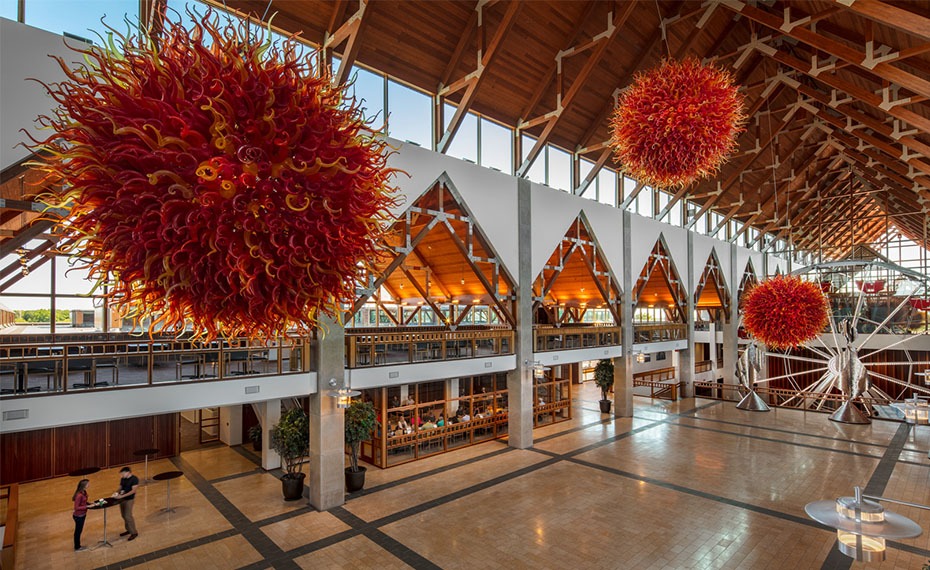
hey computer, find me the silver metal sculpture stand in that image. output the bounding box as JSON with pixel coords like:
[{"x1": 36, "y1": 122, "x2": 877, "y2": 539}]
[
  {"x1": 737, "y1": 387, "x2": 771, "y2": 412},
  {"x1": 830, "y1": 400, "x2": 871, "y2": 424}
]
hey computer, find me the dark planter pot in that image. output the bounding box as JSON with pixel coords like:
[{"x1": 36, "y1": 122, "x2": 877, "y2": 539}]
[
  {"x1": 281, "y1": 472, "x2": 305, "y2": 501},
  {"x1": 599, "y1": 399, "x2": 612, "y2": 414},
  {"x1": 345, "y1": 466, "x2": 367, "y2": 493},
  {"x1": 252, "y1": 440, "x2": 262, "y2": 452}
]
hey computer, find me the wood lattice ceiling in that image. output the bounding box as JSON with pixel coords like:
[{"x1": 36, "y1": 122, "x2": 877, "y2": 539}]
[{"x1": 221, "y1": 0, "x2": 930, "y2": 260}]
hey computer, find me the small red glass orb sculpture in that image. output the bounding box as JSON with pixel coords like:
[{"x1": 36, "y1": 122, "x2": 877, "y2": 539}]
[
  {"x1": 742, "y1": 275, "x2": 829, "y2": 350},
  {"x1": 27, "y1": 13, "x2": 399, "y2": 340},
  {"x1": 609, "y1": 58, "x2": 745, "y2": 188}
]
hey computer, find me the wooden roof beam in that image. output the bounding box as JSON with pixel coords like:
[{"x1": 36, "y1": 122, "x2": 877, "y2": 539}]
[
  {"x1": 735, "y1": 31, "x2": 930, "y2": 136},
  {"x1": 323, "y1": 0, "x2": 370, "y2": 87},
  {"x1": 439, "y1": 2, "x2": 479, "y2": 89},
  {"x1": 720, "y1": 0, "x2": 930, "y2": 100},
  {"x1": 518, "y1": 0, "x2": 599, "y2": 121},
  {"x1": 830, "y1": 0, "x2": 930, "y2": 42},
  {"x1": 437, "y1": 1, "x2": 521, "y2": 154},
  {"x1": 515, "y1": 2, "x2": 636, "y2": 177}
]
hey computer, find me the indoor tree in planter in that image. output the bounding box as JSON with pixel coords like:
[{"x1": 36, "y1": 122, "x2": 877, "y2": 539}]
[
  {"x1": 594, "y1": 359, "x2": 615, "y2": 414},
  {"x1": 270, "y1": 407, "x2": 310, "y2": 501},
  {"x1": 247, "y1": 424, "x2": 262, "y2": 452},
  {"x1": 345, "y1": 399, "x2": 376, "y2": 493}
]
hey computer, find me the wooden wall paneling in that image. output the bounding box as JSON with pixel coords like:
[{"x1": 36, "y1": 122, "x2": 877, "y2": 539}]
[
  {"x1": 0, "y1": 429, "x2": 53, "y2": 485},
  {"x1": 53, "y1": 422, "x2": 107, "y2": 477},
  {"x1": 107, "y1": 416, "x2": 156, "y2": 467},
  {"x1": 154, "y1": 413, "x2": 179, "y2": 459}
]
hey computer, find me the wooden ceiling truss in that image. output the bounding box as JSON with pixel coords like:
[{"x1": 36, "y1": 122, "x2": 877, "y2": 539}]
[
  {"x1": 633, "y1": 237, "x2": 689, "y2": 323},
  {"x1": 349, "y1": 174, "x2": 516, "y2": 328},
  {"x1": 694, "y1": 249, "x2": 731, "y2": 320},
  {"x1": 532, "y1": 213, "x2": 622, "y2": 324}
]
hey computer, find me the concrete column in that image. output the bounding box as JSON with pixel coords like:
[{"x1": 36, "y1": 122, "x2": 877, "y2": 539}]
[
  {"x1": 309, "y1": 316, "x2": 346, "y2": 511},
  {"x1": 219, "y1": 406, "x2": 242, "y2": 446},
  {"x1": 615, "y1": 210, "x2": 634, "y2": 417},
  {"x1": 679, "y1": 231, "x2": 695, "y2": 398},
  {"x1": 721, "y1": 242, "x2": 740, "y2": 400},
  {"x1": 260, "y1": 399, "x2": 281, "y2": 470},
  {"x1": 507, "y1": 177, "x2": 534, "y2": 448},
  {"x1": 708, "y1": 320, "x2": 718, "y2": 380}
]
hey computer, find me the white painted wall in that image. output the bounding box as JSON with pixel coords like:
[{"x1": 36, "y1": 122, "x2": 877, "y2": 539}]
[
  {"x1": 0, "y1": 373, "x2": 316, "y2": 433},
  {"x1": 0, "y1": 19, "x2": 82, "y2": 170}
]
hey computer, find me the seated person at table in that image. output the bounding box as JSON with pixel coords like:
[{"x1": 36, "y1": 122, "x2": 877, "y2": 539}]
[
  {"x1": 422, "y1": 419, "x2": 437, "y2": 429},
  {"x1": 460, "y1": 411, "x2": 471, "y2": 422},
  {"x1": 436, "y1": 414, "x2": 445, "y2": 427},
  {"x1": 397, "y1": 416, "x2": 411, "y2": 434}
]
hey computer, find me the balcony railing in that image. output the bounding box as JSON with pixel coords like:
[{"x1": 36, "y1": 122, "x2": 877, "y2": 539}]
[
  {"x1": 345, "y1": 326, "x2": 513, "y2": 368},
  {"x1": 0, "y1": 336, "x2": 312, "y2": 398},
  {"x1": 533, "y1": 324, "x2": 620, "y2": 352},
  {"x1": 692, "y1": 381, "x2": 894, "y2": 413},
  {"x1": 633, "y1": 323, "x2": 687, "y2": 343},
  {"x1": 633, "y1": 367, "x2": 679, "y2": 400}
]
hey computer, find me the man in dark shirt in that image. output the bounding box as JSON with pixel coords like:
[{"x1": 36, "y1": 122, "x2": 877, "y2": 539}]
[{"x1": 113, "y1": 466, "x2": 139, "y2": 540}]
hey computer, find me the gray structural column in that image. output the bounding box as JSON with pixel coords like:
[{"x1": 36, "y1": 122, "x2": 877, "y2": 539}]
[
  {"x1": 507, "y1": 177, "x2": 534, "y2": 449},
  {"x1": 260, "y1": 400, "x2": 281, "y2": 470},
  {"x1": 721, "y1": 241, "x2": 739, "y2": 400},
  {"x1": 614, "y1": 210, "x2": 634, "y2": 417},
  {"x1": 679, "y1": 230, "x2": 696, "y2": 398},
  {"x1": 309, "y1": 316, "x2": 346, "y2": 511}
]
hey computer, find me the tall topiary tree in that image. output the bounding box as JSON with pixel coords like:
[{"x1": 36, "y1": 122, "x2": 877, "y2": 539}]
[
  {"x1": 270, "y1": 408, "x2": 310, "y2": 479},
  {"x1": 594, "y1": 359, "x2": 615, "y2": 402},
  {"x1": 345, "y1": 400, "x2": 376, "y2": 473}
]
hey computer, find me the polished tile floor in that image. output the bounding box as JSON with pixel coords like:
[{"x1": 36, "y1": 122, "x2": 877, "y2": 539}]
[{"x1": 11, "y1": 383, "x2": 930, "y2": 569}]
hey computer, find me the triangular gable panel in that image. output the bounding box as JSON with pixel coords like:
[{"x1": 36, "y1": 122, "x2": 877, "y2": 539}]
[
  {"x1": 530, "y1": 181, "x2": 583, "y2": 278},
  {"x1": 582, "y1": 202, "x2": 623, "y2": 283},
  {"x1": 692, "y1": 234, "x2": 718, "y2": 294},
  {"x1": 715, "y1": 243, "x2": 732, "y2": 290},
  {"x1": 736, "y1": 247, "x2": 754, "y2": 285},
  {"x1": 628, "y1": 214, "x2": 665, "y2": 277},
  {"x1": 386, "y1": 140, "x2": 520, "y2": 278},
  {"x1": 750, "y1": 251, "x2": 765, "y2": 279},
  {"x1": 770, "y1": 255, "x2": 788, "y2": 277},
  {"x1": 662, "y1": 225, "x2": 689, "y2": 286}
]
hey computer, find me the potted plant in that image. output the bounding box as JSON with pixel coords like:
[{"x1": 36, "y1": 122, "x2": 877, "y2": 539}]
[
  {"x1": 269, "y1": 408, "x2": 310, "y2": 501},
  {"x1": 594, "y1": 359, "x2": 614, "y2": 414},
  {"x1": 345, "y1": 400, "x2": 376, "y2": 493},
  {"x1": 247, "y1": 424, "x2": 262, "y2": 452}
]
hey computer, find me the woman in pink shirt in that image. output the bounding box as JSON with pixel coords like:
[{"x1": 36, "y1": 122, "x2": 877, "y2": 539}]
[{"x1": 72, "y1": 479, "x2": 90, "y2": 551}]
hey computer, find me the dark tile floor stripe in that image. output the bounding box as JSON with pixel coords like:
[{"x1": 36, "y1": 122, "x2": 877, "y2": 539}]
[
  {"x1": 95, "y1": 528, "x2": 239, "y2": 570},
  {"x1": 168, "y1": 455, "x2": 303, "y2": 570},
  {"x1": 673, "y1": 414, "x2": 893, "y2": 449},
  {"x1": 330, "y1": 507, "x2": 442, "y2": 570},
  {"x1": 208, "y1": 467, "x2": 266, "y2": 485},
  {"x1": 361, "y1": 443, "x2": 514, "y2": 495},
  {"x1": 532, "y1": 415, "x2": 614, "y2": 444},
  {"x1": 654, "y1": 417, "x2": 884, "y2": 460},
  {"x1": 820, "y1": 422, "x2": 914, "y2": 570},
  {"x1": 230, "y1": 444, "x2": 263, "y2": 466},
  {"x1": 370, "y1": 456, "x2": 563, "y2": 529}
]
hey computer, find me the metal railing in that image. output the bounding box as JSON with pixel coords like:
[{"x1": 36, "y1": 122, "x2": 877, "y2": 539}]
[
  {"x1": 633, "y1": 323, "x2": 687, "y2": 343},
  {"x1": 691, "y1": 381, "x2": 895, "y2": 413},
  {"x1": 345, "y1": 326, "x2": 513, "y2": 368},
  {"x1": 0, "y1": 336, "x2": 312, "y2": 398},
  {"x1": 633, "y1": 367, "x2": 679, "y2": 400},
  {"x1": 533, "y1": 324, "x2": 620, "y2": 352}
]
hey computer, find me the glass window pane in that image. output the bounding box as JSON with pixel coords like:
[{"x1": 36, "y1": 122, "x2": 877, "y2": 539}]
[
  {"x1": 446, "y1": 109, "x2": 478, "y2": 162},
  {"x1": 622, "y1": 176, "x2": 637, "y2": 209},
  {"x1": 578, "y1": 158, "x2": 595, "y2": 198},
  {"x1": 669, "y1": 199, "x2": 682, "y2": 226},
  {"x1": 598, "y1": 169, "x2": 616, "y2": 206},
  {"x1": 656, "y1": 190, "x2": 670, "y2": 215},
  {"x1": 387, "y1": 80, "x2": 430, "y2": 147},
  {"x1": 522, "y1": 135, "x2": 546, "y2": 185},
  {"x1": 547, "y1": 146, "x2": 571, "y2": 191},
  {"x1": 1, "y1": 0, "x2": 17, "y2": 20},
  {"x1": 352, "y1": 68, "x2": 385, "y2": 127},
  {"x1": 639, "y1": 186, "x2": 654, "y2": 218},
  {"x1": 479, "y1": 118, "x2": 512, "y2": 174},
  {"x1": 3, "y1": 254, "x2": 51, "y2": 294},
  {"x1": 26, "y1": 0, "x2": 137, "y2": 40}
]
